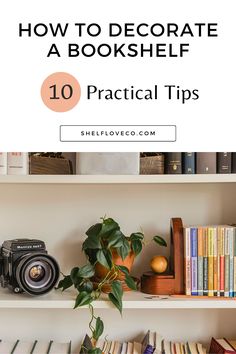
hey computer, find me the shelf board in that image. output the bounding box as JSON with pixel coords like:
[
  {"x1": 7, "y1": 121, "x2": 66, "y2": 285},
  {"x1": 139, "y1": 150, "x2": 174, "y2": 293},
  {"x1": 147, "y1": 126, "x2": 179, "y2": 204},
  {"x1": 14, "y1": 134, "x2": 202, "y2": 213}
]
[
  {"x1": 0, "y1": 174, "x2": 236, "y2": 184},
  {"x1": 1, "y1": 290, "x2": 236, "y2": 309}
]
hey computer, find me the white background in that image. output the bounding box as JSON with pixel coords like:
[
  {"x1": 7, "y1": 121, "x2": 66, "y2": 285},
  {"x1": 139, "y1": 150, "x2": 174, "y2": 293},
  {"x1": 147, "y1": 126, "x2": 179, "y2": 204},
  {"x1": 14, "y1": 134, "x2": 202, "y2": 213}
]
[{"x1": 0, "y1": 0, "x2": 235, "y2": 152}]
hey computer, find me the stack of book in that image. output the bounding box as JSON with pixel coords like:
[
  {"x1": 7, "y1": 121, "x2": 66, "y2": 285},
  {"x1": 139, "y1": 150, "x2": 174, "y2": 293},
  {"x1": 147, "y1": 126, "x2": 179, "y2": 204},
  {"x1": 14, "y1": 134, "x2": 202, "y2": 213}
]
[
  {"x1": 184, "y1": 225, "x2": 236, "y2": 297},
  {"x1": 80, "y1": 331, "x2": 206, "y2": 354},
  {"x1": 209, "y1": 337, "x2": 236, "y2": 353},
  {"x1": 0, "y1": 340, "x2": 72, "y2": 353}
]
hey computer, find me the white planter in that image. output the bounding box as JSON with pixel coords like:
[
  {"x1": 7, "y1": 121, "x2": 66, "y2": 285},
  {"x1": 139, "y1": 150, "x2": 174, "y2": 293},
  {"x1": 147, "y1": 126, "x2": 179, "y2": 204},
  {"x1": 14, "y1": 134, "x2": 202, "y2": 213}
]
[{"x1": 76, "y1": 153, "x2": 140, "y2": 175}]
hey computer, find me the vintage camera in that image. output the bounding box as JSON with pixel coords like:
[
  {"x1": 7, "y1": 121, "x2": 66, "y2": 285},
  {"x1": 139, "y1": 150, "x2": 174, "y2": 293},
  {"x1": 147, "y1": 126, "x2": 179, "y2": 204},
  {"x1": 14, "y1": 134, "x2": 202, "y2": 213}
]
[{"x1": 0, "y1": 239, "x2": 60, "y2": 295}]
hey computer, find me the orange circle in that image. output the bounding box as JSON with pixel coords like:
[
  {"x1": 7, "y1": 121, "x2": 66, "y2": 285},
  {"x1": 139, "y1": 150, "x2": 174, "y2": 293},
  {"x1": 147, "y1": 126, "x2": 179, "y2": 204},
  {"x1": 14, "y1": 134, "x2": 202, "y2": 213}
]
[{"x1": 41, "y1": 72, "x2": 81, "y2": 112}]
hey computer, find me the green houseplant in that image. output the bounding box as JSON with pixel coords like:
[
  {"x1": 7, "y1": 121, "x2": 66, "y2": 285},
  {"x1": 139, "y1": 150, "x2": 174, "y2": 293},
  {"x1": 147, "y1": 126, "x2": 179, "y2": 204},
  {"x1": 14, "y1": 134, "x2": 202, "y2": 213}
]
[{"x1": 57, "y1": 217, "x2": 167, "y2": 353}]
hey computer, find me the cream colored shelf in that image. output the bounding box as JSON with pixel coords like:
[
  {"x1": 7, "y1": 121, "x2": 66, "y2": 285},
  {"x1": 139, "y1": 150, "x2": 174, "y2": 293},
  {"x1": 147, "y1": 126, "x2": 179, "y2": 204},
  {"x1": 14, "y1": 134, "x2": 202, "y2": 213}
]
[
  {"x1": 0, "y1": 174, "x2": 236, "y2": 184},
  {"x1": 0, "y1": 289, "x2": 236, "y2": 309}
]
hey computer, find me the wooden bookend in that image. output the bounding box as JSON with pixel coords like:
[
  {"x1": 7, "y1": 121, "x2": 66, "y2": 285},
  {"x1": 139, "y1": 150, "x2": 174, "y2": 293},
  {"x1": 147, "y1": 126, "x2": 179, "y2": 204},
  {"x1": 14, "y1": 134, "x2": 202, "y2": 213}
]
[{"x1": 140, "y1": 218, "x2": 184, "y2": 295}]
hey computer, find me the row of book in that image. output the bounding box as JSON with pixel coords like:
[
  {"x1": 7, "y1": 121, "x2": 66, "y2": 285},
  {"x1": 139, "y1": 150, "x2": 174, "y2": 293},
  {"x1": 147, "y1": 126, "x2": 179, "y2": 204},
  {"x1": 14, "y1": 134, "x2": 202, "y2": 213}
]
[
  {"x1": 80, "y1": 331, "x2": 206, "y2": 354},
  {"x1": 1, "y1": 152, "x2": 235, "y2": 176},
  {"x1": 0, "y1": 340, "x2": 72, "y2": 353},
  {"x1": 148, "y1": 152, "x2": 235, "y2": 175},
  {"x1": 184, "y1": 225, "x2": 236, "y2": 297}
]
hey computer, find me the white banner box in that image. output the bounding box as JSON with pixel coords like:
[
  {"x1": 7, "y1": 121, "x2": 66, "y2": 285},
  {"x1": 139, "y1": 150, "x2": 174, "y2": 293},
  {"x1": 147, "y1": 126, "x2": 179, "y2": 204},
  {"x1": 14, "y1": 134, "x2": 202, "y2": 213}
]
[{"x1": 76, "y1": 153, "x2": 140, "y2": 175}]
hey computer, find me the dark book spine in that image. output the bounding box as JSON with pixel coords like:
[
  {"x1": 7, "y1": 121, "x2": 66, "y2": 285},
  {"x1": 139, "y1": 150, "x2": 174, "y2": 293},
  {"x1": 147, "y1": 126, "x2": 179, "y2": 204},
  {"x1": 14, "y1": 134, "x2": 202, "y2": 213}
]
[
  {"x1": 232, "y1": 153, "x2": 236, "y2": 173},
  {"x1": 217, "y1": 153, "x2": 232, "y2": 173},
  {"x1": 196, "y1": 153, "x2": 217, "y2": 174},
  {"x1": 164, "y1": 153, "x2": 182, "y2": 174},
  {"x1": 183, "y1": 153, "x2": 195, "y2": 174}
]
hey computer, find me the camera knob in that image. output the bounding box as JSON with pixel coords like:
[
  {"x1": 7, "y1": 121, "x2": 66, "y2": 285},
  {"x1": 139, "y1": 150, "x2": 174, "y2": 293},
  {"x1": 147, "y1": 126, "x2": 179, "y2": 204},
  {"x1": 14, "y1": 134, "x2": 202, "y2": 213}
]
[{"x1": 14, "y1": 287, "x2": 21, "y2": 293}]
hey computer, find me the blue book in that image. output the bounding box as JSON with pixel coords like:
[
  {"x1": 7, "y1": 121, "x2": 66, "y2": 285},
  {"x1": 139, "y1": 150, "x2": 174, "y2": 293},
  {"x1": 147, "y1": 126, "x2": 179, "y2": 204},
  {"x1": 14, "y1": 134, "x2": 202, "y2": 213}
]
[
  {"x1": 191, "y1": 227, "x2": 198, "y2": 295},
  {"x1": 183, "y1": 153, "x2": 196, "y2": 174},
  {"x1": 143, "y1": 345, "x2": 155, "y2": 354}
]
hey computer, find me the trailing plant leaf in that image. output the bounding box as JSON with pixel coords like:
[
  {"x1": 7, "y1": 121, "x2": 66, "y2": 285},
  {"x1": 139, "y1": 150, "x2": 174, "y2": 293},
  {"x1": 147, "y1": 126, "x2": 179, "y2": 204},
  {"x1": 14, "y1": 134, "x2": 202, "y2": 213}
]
[
  {"x1": 56, "y1": 275, "x2": 73, "y2": 291},
  {"x1": 74, "y1": 291, "x2": 93, "y2": 309},
  {"x1": 96, "y1": 249, "x2": 112, "y2": 269},
  {"x1": 93, "y1": 317, "x2": 104, "y2": 341},
  {"x1": 88, "y1": 349, "x2": 102, "y2": 354},
  {"x1": 153, "y1": 235, "x2": 167, "y2": 247},
  {"x1": 77, "y1": 280, "x2": 94, "y2": 293},
  {"x1": 107, "y1": 230, "x2": 125, "y2": 248},
  {"x1": 83, "y1": 236, "x2": 102, "y2": 251},
  {"x1": 77, "y1": 264, "x2": 95, "y2": 278},
  {"x1": 99, "y1": 218, "x2": 120, "y2": 238},
  {"x1": 116, "y1": 265, "x2": 129, "y2": 275},
  {"x1": 129, "y1": 232, "x2": 144, "y2": 241},
  {"x1": 131, "y1": 239, "x2": 143, "y2": 256},
  {"x1": 85, "y1": 223, "x2": 102, "y2": 238},
  {"x1": 125, "y1": 274, "x2": 137, "y2": 290},
  {"x1": 108, "y1": 281, "x2": 123, "y2": 314},
  {"x1": 70, "y1": 267, "x2": 83, "y2": 287},
  {"x1": 116, "y1": 237, "x2": 130, "y2": 260}
]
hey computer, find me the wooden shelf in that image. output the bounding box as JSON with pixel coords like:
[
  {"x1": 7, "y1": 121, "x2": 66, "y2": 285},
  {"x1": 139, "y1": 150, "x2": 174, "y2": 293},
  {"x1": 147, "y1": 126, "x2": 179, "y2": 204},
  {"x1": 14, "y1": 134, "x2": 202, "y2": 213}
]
[
  {"x1": 1, "y1": 290, "x2": 236, "y2": 309},
  {"x1": 0, "y1": 174, "x2": 236, "y2": 184}
]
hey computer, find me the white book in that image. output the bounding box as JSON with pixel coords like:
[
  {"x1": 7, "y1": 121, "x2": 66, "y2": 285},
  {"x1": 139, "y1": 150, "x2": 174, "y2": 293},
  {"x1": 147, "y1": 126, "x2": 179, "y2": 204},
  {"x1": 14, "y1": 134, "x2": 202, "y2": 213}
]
[
  {"x1": 0, "y1": 340, "x2": 18, "y2": 353},
  {"x1": 13, "y1": 340, "x2": 36, "y2": 353},
  {"x1": 109, "y1": 341, "x2": 116, "y2": 354},
  {"x1": 113, "y1": 341, "x2": 122, "y2": 354},
  {"x1": 187, "y1": 342, "x2": 198, "y2": 354},
  {"x1": 174, "y1": 343, "x2": 181, "y2": 354},
  {"x1": 7, "y1": 152, "x2": 29, "y2": 175},
  {"x1": 132, "y1": 342, "x2": 142, "y2": 354},
  {"x1": 0, "y1": 152, "x2": 7, "y2": 175},
  {"x1": 31, "y1": 341, "x2": 51, "y2": 353},
  {"x1": 48, "y1": 341, "x2": 71, "y2": 353},
  {"x1": 162, "y1": 340, "x2": 171, "y2": 354},
  {"x1": 196, "y1": 343, "x2": 205, "y2": 354},
  {"x1": 126, "y1": 342, "x2": 133, "y2": 354},
  {"x1": 154, "y1": 333, "x2": 163, "y2": 354},
  {"x1": 76, "y1": 153, "x2": 139, "y2": 175},
  {"x1": 120, "y1": 342, "x2": 127, "y2": 354},
  {"x1": 104, "y1": 341, "x2": 112, "y2": 354}
]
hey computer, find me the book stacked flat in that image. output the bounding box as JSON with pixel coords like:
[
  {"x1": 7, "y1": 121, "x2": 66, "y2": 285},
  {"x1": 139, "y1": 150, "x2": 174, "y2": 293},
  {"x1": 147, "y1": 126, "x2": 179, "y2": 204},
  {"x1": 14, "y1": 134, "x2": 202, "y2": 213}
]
[
  {"x1": 184, "y1": 225, "x2": 236, "y2": 297},
  {"x1": 0, "y1": 340, "x2": 72, "y2": 354},
  {"x1": 209, "y1": 337, "x2": 236, "y2": 353}
]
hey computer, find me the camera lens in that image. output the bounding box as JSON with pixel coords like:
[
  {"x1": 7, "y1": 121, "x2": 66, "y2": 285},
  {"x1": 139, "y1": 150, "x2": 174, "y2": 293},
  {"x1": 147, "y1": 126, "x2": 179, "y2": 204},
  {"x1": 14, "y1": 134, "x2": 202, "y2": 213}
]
[{"x1": 15, "y1": 254, "x2": 60, "y2": 296}]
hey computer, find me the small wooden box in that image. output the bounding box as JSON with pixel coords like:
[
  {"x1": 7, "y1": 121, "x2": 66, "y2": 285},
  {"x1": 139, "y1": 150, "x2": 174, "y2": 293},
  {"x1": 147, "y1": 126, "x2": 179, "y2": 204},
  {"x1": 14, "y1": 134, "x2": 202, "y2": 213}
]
[{"x1": 30, "y1": 156, "x2": 73, "y2": 175}]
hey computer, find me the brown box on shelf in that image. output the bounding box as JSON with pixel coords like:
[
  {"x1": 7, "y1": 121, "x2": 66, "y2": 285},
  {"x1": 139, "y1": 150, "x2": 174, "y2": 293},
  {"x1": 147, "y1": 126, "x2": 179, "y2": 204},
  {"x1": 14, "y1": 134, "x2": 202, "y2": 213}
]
[
  {"x1": 29, "y1": 156, "x2": 73, "y2": 175},
  {"x1": 140, "y1": 154, "x2": 164, "y2": 174}
]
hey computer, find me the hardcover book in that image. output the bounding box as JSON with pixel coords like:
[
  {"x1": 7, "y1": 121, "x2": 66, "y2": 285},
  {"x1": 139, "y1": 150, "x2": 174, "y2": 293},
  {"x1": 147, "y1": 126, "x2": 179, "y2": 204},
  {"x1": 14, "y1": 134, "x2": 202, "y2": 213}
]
[
  {"x1": 0, "y1": 152, "x2": 7, "y2": 175},
  {"x1": 232, "y1": 153, "x2": 236, "y2": 173},
  {"x1": 209, "y1": 338, "x2": 236, "y2": 354},
  {"x1": 7, "y1": 152, "x2": 29, "y2": 175},
  {"x1": 164, "y1": 153, "x2": 182, "y2": 174},
  {"x1": 183, "y1": 152, "x2": 195, "y2": 174},
  {"x1": 190, "y1": 228, "x2": 198, "y2": 295},
  {"x1": 217, "y1": 153, "x2": 232, "y2": 174},
  {"x1": 196, "y1": 153, "x2": 216, "y2": 174}
]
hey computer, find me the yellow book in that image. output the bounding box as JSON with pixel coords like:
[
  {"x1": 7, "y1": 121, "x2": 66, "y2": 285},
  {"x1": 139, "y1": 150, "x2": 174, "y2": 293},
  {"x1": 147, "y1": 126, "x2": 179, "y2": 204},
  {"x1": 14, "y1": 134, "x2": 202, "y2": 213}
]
[{"x1": 208, "y1": 227, "x2": 214, "y2": 296}]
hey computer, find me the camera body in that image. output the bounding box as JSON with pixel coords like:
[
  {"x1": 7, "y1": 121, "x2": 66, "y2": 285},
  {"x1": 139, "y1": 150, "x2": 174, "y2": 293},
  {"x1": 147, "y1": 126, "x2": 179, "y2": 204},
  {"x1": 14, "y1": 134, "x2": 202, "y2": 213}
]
[{"x1": 0, "y1": 238, "x2": 60, "y2": 296}]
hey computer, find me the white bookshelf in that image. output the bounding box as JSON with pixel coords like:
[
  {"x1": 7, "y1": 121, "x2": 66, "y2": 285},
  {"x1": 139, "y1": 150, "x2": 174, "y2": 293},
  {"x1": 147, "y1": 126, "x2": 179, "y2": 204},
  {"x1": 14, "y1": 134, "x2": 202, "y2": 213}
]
[
  {"x1": 1, "y1": 289, "x2": 236, "y2": 309},
  {"x1": 0, "y1": 174, "x2": 236, "y2": 346},
  {"x1": 0, "y1": 174, "x2": 236, "y2": 184}
]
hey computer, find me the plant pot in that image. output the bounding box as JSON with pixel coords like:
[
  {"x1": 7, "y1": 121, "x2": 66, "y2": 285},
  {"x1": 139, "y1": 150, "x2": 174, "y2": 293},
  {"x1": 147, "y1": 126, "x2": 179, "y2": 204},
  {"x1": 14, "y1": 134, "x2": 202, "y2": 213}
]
[{"x1": 95, "y1": 249, "x2": 135, "y2": 281}]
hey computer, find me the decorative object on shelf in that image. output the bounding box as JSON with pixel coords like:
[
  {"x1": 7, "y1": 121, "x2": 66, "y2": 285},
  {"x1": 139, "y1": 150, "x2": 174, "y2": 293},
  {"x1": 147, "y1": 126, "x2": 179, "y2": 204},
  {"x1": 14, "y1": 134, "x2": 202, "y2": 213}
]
[
  {"x1": 29, "y1": 152, "x2": 73, "y2": 174},
  {"x1": 150, "y1": 255, "x2": 168, "y2": 274},
  {"x1": 76, "y1": 153, "x2": 140, "y2": 175},
  {"x1": 141, "y1": 218, "x2": 184, "y2": 295},
  {"x1": 140, "y1": 153, "x2": 164, "y2": 174},
  {"x1": 57, "y1": 216, "x2": 166, "y2": 352},
  {"x1": 0, "y1": 238, "x2": 60, "y2": 295}
]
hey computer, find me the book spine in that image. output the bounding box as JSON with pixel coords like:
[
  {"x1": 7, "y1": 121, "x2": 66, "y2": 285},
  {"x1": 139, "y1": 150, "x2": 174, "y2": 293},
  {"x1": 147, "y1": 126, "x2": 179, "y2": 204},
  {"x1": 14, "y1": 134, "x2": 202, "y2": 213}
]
[
  {"x1": 232, "y1": 153, "x2": 236, "y2": 173},
  {"x1": 217, "y1": 152, "x2": 232, "y2": 173},
  {"x1": 184, "y1": 228, "x2": 191, "y2": 295},
  {"x1": 164, "y1": 153, "x2": 182, "y2": 174},
  {"x1": 234, "y1": 228, "x2": 236, "y2": 297},
  {"x1": 191, "y1": 228, "x2": 198, "y2": 295},
  {"x1": 183, "y1": 153, "x2": 195, "y2": 174},
  {"x1": 229, "y1": 227, "x2": 234, "y2": 297},
  {"x1": 213, "y1": 227, "x2": 218, "y2": 296},
  {"x1": 0, "y1": 152, "x2": 7, "y2": 175},
  {"x1": 197, "y1": 227, "x2": 204, "y2": 296},
  {"x1": 224, "y1": 228, "x2": 230, "y2": 297},
  {"x1": 208, "y1": 228, "x2": 214, "y2": 297},
  {"x1": 203, "y1": 227, "x2": 208, "y2": 296},
  {"x1": 219, "y1": 227, "x2": 225, "y2": 297},
  {"x1": 196, "y1": 153, "x2": 217, "y2": 174},
  {"x1": 7, "y1": 152, "x2": 29, "y2": 175}
]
